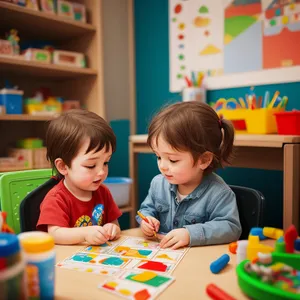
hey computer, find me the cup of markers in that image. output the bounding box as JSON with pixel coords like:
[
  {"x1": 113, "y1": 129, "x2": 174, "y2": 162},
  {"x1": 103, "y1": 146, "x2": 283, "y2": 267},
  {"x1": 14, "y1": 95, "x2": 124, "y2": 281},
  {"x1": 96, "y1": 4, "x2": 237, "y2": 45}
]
[{"x1": 182, "y1": 71, "x2": 206, "y2": 103}]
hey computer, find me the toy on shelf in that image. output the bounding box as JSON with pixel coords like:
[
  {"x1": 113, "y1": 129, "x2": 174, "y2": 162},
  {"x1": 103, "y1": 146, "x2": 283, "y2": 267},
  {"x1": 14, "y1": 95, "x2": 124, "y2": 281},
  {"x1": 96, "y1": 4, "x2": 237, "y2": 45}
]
[
  {"x1": 9, "y1": 0, "x2": 26, "y2": 6},
  {"x1": 57, "y1": 0, "x2": 74, "y2": 19},
  {"x1": 0, "y1": 87, "x2": 23, "y2": 115},
  {"x1": 6, "y1": 29, "x2": 20, "y2": 55},
  {"x1": 26, "y1": 0, "x2": 39, "y2": 10},
  {"x1": 52, "y1": 50, "x2": 86, "y2": 68},
  {"x1": 24, "y1": 97, "x2": 62, "y2": 115},
  {"x1": 24, "y1": 88, "x2": 62, "y2": 115},
  {"x1": 212, "y1": 88, "x2": 288, "y2": 134},
  {"x1": 62, "y1": 100, "x2": 80, "y2": 111},
  {"x1": 72, "y1": 3, "x2": 86, "y2": 23},
  {"x1": 23, "y1": 48, "x2": 51, "y2": 64},
  {"x1": 0, "y1": 212, "x2": 14, "y2": 233},
  {"x1": 0, "y1": 138, "x2": 50, "y2": 172},
  {"x1": 236, "y1": 225, "x2": 300, "y2": 299},
  {"x1": 40, "y1": 0, "x2": 56, "y2": 14},
  {"x1": 0, "y1": 39, "x2": 13, "y2": 56}
]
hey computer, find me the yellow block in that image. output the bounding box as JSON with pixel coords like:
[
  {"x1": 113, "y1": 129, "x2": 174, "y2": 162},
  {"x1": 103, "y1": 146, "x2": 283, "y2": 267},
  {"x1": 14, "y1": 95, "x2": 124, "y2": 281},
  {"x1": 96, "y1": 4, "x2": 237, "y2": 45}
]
[
  {"x1": 247, "y1": 235, "x2": 274, "y2": 261},
  {"x1": 263, "y1": 227, "x2": 284, "y2": 240}
]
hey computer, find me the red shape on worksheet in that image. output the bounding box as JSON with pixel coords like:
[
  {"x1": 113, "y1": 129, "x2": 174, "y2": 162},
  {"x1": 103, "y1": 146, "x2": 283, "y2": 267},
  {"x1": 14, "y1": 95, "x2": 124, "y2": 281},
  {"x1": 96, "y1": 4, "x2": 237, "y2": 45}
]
[{"x1": 138, "y1": 261, "x2": 167, "y2": 272}]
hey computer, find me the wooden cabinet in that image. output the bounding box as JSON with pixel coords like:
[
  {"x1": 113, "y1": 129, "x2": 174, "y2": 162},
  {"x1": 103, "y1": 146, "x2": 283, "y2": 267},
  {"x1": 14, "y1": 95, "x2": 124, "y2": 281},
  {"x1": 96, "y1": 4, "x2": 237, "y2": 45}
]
[{"x1": 0, "y1": 1, "x2": 105, "y2": 169}]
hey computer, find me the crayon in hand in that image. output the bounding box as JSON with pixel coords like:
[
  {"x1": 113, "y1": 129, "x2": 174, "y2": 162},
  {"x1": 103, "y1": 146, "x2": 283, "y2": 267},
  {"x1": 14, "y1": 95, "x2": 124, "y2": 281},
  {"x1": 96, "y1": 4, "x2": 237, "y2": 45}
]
[{"x1": 137, "y1": 211, "x2": 158, "y2": 239}]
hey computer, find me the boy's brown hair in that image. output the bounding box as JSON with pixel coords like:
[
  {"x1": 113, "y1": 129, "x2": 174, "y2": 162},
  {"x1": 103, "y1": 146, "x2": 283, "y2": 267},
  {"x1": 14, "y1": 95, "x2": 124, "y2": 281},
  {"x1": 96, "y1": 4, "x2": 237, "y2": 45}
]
[
  {"x1": 46, "y1": 109, "x2": 116, "y2": 176},
  {"x1": 147, "y1": 102, "x2": 234, "y2": 172}
]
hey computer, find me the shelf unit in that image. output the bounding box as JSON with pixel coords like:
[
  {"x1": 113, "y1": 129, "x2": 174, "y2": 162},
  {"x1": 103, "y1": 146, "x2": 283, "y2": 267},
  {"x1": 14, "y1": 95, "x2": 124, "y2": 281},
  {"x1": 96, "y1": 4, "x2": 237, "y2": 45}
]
[{"x1": 0, "y1": 0, "x2": 105, "y2": 165}]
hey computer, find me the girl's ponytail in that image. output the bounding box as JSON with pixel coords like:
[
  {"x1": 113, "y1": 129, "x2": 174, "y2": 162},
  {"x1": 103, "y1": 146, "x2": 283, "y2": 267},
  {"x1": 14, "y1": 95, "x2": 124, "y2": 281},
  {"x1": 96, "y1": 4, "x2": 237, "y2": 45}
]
[{"x1": 219, "y1": 118, "x2": 234, "y2": 166}]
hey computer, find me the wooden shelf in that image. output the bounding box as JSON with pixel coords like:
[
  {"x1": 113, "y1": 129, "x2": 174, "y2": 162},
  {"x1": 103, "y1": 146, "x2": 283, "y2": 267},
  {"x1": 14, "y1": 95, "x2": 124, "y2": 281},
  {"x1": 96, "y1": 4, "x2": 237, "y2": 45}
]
[
  {"x1": 0, "y1": 56, "x2": 97, "y2": 79},
  {"x1": 0, "y1": 2, "x2": 96, "y2": 41},
  {"x1": 0, "y1": 114, "x2": 58, "y2": 121}
]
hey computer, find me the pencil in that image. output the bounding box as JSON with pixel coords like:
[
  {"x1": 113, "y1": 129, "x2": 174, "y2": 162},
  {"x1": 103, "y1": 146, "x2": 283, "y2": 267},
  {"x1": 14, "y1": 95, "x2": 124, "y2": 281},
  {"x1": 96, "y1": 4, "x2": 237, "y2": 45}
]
[{"x1": 137, "y1": 211, "x2": 158, "y2": 239}]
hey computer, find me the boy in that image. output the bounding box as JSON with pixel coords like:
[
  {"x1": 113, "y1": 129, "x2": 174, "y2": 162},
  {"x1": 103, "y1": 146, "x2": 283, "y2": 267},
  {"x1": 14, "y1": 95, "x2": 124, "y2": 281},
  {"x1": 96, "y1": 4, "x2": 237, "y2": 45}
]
[{"x1": 37, "y1": 109, "x2": 122, "y2": 245}]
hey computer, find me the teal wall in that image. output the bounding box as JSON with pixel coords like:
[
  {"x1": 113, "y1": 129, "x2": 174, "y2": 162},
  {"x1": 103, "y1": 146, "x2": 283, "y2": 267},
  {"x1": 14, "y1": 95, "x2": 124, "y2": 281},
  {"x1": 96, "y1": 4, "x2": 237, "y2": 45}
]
[{"x1": 131, "y1": 0, "x2": 300, "y2": 229}]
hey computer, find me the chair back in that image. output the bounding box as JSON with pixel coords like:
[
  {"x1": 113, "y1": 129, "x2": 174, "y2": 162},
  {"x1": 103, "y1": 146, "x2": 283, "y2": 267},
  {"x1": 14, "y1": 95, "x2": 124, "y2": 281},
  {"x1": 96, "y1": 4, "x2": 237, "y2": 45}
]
[{"x1": 230, "y1": 185, "x2": 265, "y2": 240}]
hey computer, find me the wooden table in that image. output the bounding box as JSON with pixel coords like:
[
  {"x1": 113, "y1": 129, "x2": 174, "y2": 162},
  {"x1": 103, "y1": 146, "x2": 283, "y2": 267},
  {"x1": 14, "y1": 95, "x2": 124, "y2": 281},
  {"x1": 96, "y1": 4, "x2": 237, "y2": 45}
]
[
  {"x1": 129, "y1": 134, "x2": 300, "y2": 231},
  {"x1": 55, "y1": 228, "x2": 248, "y2": 299}
]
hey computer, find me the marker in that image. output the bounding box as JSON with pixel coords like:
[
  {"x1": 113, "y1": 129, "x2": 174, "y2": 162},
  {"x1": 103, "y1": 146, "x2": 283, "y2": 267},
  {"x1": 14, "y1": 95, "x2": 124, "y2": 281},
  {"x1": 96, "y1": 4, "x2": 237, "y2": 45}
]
[
  {"x1": 137, "y1": 211, "x2": 158, "y2": 239},
  {"x1": 206, "y1": 283, "x2": 237, "y2": 300},
  {"x1": 268, "y1": 91, "x2": 280, "y2": 108}
]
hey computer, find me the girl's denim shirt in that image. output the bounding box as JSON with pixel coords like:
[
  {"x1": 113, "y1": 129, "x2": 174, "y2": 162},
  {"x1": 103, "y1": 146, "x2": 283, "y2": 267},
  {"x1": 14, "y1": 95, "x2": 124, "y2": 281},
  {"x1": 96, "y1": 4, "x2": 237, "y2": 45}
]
[{"x1": 136, "y1": 173, "x2": 242, "y2": 246}]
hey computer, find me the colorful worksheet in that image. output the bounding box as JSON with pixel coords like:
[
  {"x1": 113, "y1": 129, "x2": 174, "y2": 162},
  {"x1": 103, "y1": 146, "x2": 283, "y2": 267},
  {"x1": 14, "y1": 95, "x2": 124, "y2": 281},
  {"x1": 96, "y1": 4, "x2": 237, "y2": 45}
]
[
  {"x1": 57, "y1": 236, "x2": 189, "y2": 275},
  {"x1": 98, "y1": 269, "x2": 175, "y2": 299}
]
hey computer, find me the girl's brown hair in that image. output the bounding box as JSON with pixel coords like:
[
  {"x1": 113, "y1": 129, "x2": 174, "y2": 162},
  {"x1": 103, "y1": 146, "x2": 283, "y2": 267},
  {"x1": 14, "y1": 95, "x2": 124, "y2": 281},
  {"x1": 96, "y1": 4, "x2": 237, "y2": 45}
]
[
  {"x1": 46, "y1": 109, "x2": 116, "y2": 176},
  {"x1": 147, "y1": 101, "x2": 234, "y2": 172}
]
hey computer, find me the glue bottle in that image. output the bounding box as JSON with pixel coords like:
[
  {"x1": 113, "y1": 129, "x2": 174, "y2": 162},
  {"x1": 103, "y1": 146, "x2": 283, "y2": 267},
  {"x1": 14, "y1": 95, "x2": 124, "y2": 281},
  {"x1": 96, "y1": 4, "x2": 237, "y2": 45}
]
[
  {"x1": 18, "y1": 231, "x2": 55, "y2": 300},
  {"x1": 0, "y1": 233, "x2": 27, "y2": 300}
]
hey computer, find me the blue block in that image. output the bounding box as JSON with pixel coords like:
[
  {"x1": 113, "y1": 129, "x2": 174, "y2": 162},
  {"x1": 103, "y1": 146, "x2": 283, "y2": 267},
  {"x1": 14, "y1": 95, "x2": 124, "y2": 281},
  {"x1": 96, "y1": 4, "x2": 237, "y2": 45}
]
[
  {"x1": 250, "y1": 227, "x2": 267, "y2": 240},
  {"x1": 0, "y1": 89, "x2": 23, "y2": 114}
]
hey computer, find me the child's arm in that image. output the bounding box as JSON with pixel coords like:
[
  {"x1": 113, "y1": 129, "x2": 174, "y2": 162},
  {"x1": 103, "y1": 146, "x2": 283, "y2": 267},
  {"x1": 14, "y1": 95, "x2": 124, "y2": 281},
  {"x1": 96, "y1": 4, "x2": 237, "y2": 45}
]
[
  {"x1": 48, "y1": 225, "x2": 110, "y2": 245},
  {"x1": 183, "y1": 189, "x2": 242, "y2": 246}
]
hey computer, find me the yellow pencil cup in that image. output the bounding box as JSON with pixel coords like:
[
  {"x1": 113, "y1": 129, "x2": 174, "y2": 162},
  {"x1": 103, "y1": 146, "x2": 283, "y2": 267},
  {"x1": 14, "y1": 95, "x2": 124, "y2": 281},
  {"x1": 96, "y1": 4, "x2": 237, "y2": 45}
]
[{"x1": 245, "y1": 108, "x2": 284, "y2": 134}]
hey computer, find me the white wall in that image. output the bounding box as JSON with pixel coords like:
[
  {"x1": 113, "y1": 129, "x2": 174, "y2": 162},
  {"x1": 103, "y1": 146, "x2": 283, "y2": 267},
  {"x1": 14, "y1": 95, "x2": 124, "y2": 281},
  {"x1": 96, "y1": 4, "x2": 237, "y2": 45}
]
[{"x1": 102, "y1": 0, "x2": 131, "y2": 122}]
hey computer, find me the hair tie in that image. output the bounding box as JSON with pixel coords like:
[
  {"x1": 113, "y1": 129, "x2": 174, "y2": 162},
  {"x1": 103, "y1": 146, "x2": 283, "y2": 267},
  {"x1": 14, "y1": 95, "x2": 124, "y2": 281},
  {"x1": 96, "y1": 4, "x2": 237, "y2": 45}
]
[{"x1": 219, "y1": 115, "x2": 223, "y2": 129}]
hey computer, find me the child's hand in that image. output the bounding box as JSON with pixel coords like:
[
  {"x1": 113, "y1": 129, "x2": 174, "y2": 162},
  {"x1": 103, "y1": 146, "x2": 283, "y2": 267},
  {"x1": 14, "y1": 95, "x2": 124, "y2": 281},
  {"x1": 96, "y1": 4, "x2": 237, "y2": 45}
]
[
  {"x1": 103, "y1": 223, "x2": 121, "y2": 240},
  {"x1": 84, "y1": 226, "x2": 109, "y2": 245},
  {"x1": 159, "y1": 228, "x2": 190, "y2": 250},
  {"x1": 140, "y1": 216, "x2": 160, "y2": 238}
]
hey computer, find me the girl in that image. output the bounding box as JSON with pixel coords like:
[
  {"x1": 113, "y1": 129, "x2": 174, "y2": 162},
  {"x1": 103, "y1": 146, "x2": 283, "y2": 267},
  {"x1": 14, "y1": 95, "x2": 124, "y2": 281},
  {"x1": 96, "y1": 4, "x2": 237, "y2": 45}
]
[{"x1": 137, "y1": 102, "x2": 242, "y2": 249}]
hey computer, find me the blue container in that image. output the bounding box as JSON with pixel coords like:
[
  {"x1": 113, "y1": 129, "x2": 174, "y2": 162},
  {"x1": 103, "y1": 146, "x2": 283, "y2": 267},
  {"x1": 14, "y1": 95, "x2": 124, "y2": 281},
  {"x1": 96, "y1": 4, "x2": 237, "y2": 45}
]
[
  {"x1": 0, "y1": 89, "x2": 23, "y2": 114},
  {"x1": 103, "y1": 177, "x2": 132, "y2": 207}
]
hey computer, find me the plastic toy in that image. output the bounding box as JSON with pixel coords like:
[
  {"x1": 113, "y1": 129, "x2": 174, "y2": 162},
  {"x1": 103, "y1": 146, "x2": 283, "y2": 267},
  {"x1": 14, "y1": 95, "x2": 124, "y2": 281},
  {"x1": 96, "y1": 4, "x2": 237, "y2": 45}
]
[
  {"x1": 40, "y1": 0, "x2": 55, "y2": 14},
  {"x1": 26, "y1": 0, "x2": 39, "y2": 10},
  {"x1": 210, "y1": 254, "x2": 230, "y2": 274},
  {"x1": 62, "y1": 100, "x2": 80, "y2": 111},
  {"x1": 250, "y1": 227, "x2": 267, "y2": 240},
  {"x1": 0, "y1": 212, "x2": 14, "y2": 233},
  {"x1": 247, "y1": 235, "x2": 274, "y2": 261},
  {"x1": 206, "y1": 283, "x2": 236, "y2": 300},
  {"x1": 72, "y1": 3, "x2": 86, "y2": 23},
  {"x1": 229, "y1": 241, "x2": 237, "y2": 254},
  {"x1": 57, "y1": 0, "x2": 74, "y2": 19},
  {"x1": 24, "y1": 48, "x2": 51, "y2": 64},
  {"x1": 0, "y1": 39, "x2": 13, "y2": 55},
  {"x1": 6, "y1": 29, "x2": 20, "y2": 55},
  {"x1": 52, "y1": 50, "x2": 86, "y2": 68},
  {"x1": 263, "y1": 227, "x2": 284, "y2": 240},
  {"x1": 237, "y1": 225, "x2": 300, "y2": 299}
]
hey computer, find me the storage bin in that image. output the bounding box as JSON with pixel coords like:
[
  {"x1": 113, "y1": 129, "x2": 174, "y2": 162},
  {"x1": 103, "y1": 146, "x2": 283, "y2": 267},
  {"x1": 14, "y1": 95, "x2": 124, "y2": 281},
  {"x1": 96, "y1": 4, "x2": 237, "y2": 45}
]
[
  {"x1": 245, "y1": 108, "x2": 283, "y2": 134},
  {"x1": 217, "y1": 108, "x2": 283, "y2": 134},
  {"x1": 0, "y1": 89, "x2": 23, "y2": 114},
  {"x1": 275, "y1": 111, "x2": 300, "y2": 135},
  {"x1": 103, "y1": 177, "x2": 132, "y2": 207}
]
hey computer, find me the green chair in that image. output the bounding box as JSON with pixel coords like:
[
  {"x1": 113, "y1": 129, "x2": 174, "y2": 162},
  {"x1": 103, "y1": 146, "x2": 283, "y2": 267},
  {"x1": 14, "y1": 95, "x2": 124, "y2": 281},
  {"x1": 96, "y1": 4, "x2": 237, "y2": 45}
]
[{"x1": 0, "y1": 169, "x2": 52, "y2": 233}]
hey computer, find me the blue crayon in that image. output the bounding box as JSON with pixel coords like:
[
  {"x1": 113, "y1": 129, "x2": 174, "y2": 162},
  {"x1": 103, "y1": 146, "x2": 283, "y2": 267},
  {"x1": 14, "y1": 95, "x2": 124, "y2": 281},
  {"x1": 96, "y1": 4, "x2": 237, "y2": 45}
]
[{"x1": 210, "y1": 254, "x2": 230, "y2": 274}]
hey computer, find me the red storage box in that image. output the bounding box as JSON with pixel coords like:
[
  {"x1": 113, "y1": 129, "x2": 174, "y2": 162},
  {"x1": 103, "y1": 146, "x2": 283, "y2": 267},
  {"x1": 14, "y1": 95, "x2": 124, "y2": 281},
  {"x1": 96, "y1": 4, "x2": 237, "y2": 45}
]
[{"x1": 275, "y1": 111, "x2": 300, "y2": 135}]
